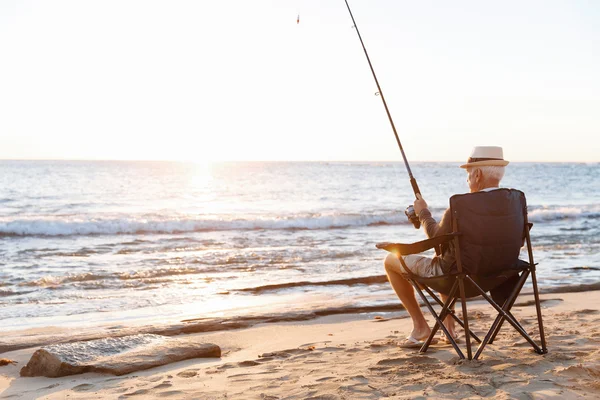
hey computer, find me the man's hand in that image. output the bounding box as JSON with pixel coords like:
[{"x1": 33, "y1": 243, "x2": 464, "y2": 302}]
[{"x1": 414, "y1": 193, "x2": 428, "y2": 215}]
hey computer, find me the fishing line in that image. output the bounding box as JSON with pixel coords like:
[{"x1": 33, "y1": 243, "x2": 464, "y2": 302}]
[{"x1": 343, "y1": 0, "x2": 422, "y2": 228}]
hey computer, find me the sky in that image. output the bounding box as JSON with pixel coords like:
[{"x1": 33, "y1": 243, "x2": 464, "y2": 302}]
[{"x1": 0, "y1": 0, "x2": 599, "y2": 162}]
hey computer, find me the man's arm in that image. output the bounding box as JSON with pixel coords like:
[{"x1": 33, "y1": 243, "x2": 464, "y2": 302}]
[
  {"x1": 418, "y1": 208, "x2": 452, "y2": 239},
  {"x1": 413, "y1": 194, "x2": 452, "y2": 239}
]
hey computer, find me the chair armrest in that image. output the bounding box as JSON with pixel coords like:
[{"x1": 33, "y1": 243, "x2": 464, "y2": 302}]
[{"x1": 376, "y1": 233, "x2": 459, "y2": 256}]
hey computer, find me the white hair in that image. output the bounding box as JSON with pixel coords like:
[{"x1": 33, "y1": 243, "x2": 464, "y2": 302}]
[{"x1": 468, "y1": 166, "x2": 505, "y2": 182}]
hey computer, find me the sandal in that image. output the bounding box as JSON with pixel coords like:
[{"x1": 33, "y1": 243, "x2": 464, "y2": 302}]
[{"x1": 398, "y1": 335, "x2": 439, "y2": 349}]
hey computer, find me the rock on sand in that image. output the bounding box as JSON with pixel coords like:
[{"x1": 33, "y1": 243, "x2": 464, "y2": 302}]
[{"x1": 20, "y1": 334, "x2": 220, "y2": 378}]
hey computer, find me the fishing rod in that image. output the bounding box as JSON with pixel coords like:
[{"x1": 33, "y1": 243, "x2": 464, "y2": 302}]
[{"x1": 343, "y1": 0, "x2": 421, "y2": 229}]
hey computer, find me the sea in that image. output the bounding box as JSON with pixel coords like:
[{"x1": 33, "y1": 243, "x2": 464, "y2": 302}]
[{"x1": 1, "y1": 161, "x2": 599, "y2": 340}]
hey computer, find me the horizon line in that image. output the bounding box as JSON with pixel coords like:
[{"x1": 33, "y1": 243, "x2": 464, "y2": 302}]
[{"x1": 0, "y1": 158, "x2": 598, "y2": 164}]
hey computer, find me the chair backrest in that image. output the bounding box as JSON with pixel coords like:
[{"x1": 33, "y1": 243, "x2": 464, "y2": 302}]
[{"x1": 450, "y1": 189, "x2": 526, "y2": 276}]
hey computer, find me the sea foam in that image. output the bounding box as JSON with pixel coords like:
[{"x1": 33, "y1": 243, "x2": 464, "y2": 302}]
[
  {"x1": 0, "y1": 204, "x2": 597, "y2": 237},
  {"x1": 0, "y1": 213, "x2": 406, "y2": 236},
  {"x1": 527, "y1": 205, "x2": 600, "y2": 223}
]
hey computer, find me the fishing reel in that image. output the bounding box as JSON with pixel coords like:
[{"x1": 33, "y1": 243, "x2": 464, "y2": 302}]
[{"x1": 405, "y1": 205, "x2": 421, "y2": 229}]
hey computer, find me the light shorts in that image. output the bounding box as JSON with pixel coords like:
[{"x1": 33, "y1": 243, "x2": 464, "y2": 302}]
[{"x1": 387, "y1": 254, "x2": 445, "y2": 278}]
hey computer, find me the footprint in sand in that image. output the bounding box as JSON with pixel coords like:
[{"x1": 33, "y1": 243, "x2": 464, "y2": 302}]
[
  {"x1": 120, "y1": 388, "x2": 150, "y2": 398},
  {"x1": 176, "y1": 369, "x2": 198, "y2": 378},
  {"x1": 238, "y1": 360, "x2": 261, "y2": 367},
  {"x1": 344, "y1": 348, "x2": 361, "y2": 353},
  {"x1": 71, "y1": 383, "x2": 94, "y2": 392},
  {"x1": 157, "y1": 390, "x2": 185, "y2": 397},
  {"x1": 39, "y1": 384, "x2": 60, "y2": 390},
  {"x1": 433, "y1": 382, "x2": 476, "y2": 395},
  {"x1": 316, "y1": 376, "x2": 336, "y2": 382},
  {"x1": 152, "y1": 381, "x2": 173, "y2": 390},
  {"x1": 349, "y1": 375, "x2": 369, "y2": 383}
]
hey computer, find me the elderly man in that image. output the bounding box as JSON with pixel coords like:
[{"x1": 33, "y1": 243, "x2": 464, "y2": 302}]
[{"x1": 384, "y1": 146, "x2": 510, "y2": 348}]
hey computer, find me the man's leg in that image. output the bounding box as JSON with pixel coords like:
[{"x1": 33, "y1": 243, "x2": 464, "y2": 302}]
[{"x1": 384, "y1": 253, "x2": 431, "y2": 340}]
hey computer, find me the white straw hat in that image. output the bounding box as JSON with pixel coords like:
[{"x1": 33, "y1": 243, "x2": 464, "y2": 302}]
[{"x1": 459, "y1": 146, "x2": 510, "y2": 168}]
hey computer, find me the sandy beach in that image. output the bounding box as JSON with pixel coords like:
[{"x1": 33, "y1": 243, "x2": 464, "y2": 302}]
[{"x1": 1, "y1": 290, "x2": 599, "y2": 399}]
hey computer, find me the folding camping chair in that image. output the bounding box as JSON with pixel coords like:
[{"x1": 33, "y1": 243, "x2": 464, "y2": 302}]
[{"x1": 377, "y1": 189, "x2": 548, "y2": 360}]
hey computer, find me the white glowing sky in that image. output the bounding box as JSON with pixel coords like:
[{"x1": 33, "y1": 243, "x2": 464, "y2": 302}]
[{"x1": 1, "y1": 0, "x2": 598, "y2": 162}]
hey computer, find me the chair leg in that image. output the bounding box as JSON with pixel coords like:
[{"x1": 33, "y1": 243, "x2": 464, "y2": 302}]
[
  {"x1": 489, "y1": 272, "x2": 529, "y2": 344},
  {"x1": 421, "y1": 284, "x2": 482, "y2": 344},
  {"x1": 410, "y1": 278, "x2": 465, "y2": 359},
  {"x1": 525, "y1": 226, "x2": 548, "y2": 354},
  {"x1": 488, "y1": 272, "x2": 547, "y2": 354},
  {"x1": 474, "y1": 315, "x2": 502, "y2": 360},
  {"x1": 530, "y1": 268, "x2": 548, "y2": 354},
  {"x1": 487, "y1": 314, "x2": 504, "y2": 345},
  {"x1": 458, "y1": 275, "x2": 472, "y2": 360},
  {"x1": 427, "y1": 285, "x2": 458, "y2": 344},
  {"x1": 482, "y1": 312, "x2": 506, "y2": 351},
  {"x1": 465, "y1": 276, "x2": 543, "y2": 359},
  {"x1": 422, "y1": 283, "x2": 458, "y2": 345},
  {"x1": 474, "y1": 310, "x2": 530, "y2": 360},
  {"x1": 506, "y1": 311, "x2": 529, "y2": 334}
]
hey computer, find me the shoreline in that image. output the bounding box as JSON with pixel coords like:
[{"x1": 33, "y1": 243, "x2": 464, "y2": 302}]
[
  {"x1": 1, "y1": 281, "x2": 598, "y2": 355},
  {"x1": 1, "y1": 290, "x2": 599, "y2": 399}
]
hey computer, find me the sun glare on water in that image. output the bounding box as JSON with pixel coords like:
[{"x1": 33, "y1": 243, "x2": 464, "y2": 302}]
[{"x1": 189, "y1": 161, "x2": 214, "y2": 188}]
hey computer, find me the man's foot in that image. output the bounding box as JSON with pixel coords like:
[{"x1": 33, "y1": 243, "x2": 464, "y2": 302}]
[
  {"x1": 409, "y1": 327, "x2": 432, "y2": 342},
  {"x1": 398, "y1": 334, "x2": 439, "y2": 349},
  {"x1": 441, "y1": 331, "x2": 461, "y2": 344},
  {"x1": 442, "y1": 319, "x2": 457, "y2": 344}
]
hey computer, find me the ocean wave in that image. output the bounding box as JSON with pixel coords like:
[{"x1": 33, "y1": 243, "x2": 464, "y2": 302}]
[
  {"x1": 18, "y1": 267, "x2": 214, "y2": 288},
  {"x1": 0, "y1": 205, "x2": 598, "y2": 237},
  {"x1": 527, "y1": 205, "x2": 600, "y2": 223},
  {"x1": 0, "y1": 213, "x2": 407, "y2": 237}
]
